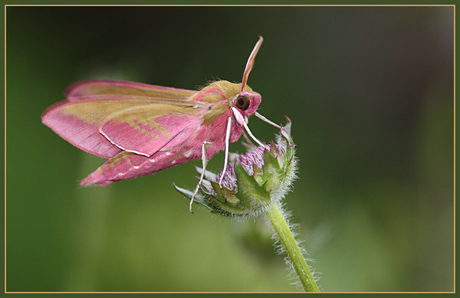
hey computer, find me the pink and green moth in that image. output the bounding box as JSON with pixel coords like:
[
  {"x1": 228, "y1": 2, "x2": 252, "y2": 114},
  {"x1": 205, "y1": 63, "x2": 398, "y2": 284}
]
[{"x1": 42, "y1": 36, "x2": 280, "y2": 212}]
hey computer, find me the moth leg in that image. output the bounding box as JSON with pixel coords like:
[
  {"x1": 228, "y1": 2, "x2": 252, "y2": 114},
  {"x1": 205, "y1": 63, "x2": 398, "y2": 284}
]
[
  {"x1": 255, "y1": 112, "x2": 281, "y2": 129},
  {"x1": 219, "y1": 116, "x2": 233, "y2": 186},
  {"x1": 242, "y1": 130, "x2": 257, "y2": 148},
  {"x1": 190, "y1": 141, "x2": 209, "y2": 214},
  {"x1": 242, "y1": 120, "x2": 265, "y2": 147},
  {"x1": 231, "y1": 106, "x2": 265, "y2": 147}
]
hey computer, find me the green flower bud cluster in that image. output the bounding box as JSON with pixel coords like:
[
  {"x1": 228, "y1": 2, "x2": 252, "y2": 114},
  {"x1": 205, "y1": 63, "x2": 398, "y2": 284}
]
[{"x1": 175, "y1": 119, "x2": 297, "y2": 217}]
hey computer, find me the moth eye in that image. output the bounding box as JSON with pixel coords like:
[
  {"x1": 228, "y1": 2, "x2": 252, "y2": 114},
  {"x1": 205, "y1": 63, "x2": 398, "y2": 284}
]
[{"x1": 235, "y1": 95, "x2": 250, "y2": 111}]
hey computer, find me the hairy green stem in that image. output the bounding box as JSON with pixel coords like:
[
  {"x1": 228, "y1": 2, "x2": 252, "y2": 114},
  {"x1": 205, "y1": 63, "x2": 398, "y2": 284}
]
[{"x1": 265, "y1": 202, "x2": 320, "y2": 292}]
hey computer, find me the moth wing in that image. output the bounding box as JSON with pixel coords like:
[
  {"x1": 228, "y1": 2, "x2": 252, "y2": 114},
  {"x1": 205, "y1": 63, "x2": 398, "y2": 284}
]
[
  {"x1": 99, "y1": 99, "x2": 205, "y2": 156},
  {"x1": 65, "y1": 80, "x2": 197, "y2": 101},
  {"x1": 42, "y1": 96, "x2": 206, "y2": 158}
]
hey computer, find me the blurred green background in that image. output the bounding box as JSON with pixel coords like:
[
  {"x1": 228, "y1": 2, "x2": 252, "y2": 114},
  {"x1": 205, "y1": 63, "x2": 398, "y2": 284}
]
[{"x1": 5, "y1": 6, "x2": 454, "y2": 292}]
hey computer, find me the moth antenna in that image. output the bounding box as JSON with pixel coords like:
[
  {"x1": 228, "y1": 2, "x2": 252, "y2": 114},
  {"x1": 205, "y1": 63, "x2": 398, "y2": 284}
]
[
  {"x1": 190, "y1": 141, "x2": 209, "y2": 214},
  {"x1": 241, "y1": 36, "x2": 264, "y2": 93}
]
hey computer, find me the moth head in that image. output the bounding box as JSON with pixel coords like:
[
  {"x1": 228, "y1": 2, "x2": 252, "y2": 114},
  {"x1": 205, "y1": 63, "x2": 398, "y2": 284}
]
[{"x1": 232, "y1": 91, "x2": 261, "y2": 117}]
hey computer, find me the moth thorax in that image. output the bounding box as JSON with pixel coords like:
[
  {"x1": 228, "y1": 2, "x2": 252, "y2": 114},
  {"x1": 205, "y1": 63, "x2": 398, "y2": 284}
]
[{"x1": 196, "y1": 80, "x2": 254, "y2": 105}]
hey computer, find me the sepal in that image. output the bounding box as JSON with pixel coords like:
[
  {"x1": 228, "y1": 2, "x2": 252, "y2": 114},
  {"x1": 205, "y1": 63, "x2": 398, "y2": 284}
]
[{"x1": 175, "y1": 119, "x2": 297, "y2": 217}]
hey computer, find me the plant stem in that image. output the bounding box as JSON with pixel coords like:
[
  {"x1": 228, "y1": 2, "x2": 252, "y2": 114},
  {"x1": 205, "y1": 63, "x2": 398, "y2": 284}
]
[{"x1": 265, "y1": 202, "x2": 320, "y2": 292}]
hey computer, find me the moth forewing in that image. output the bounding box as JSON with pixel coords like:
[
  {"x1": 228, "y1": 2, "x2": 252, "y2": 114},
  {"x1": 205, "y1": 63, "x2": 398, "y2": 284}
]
[{"x1": 65, "y1": 80, "x2": 197, "y2": 100}]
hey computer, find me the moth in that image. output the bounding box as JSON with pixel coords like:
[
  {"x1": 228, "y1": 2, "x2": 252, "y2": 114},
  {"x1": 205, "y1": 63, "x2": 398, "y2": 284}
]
[{"x1": 42, "y1": 36, "x2": 279, "y2": 212}]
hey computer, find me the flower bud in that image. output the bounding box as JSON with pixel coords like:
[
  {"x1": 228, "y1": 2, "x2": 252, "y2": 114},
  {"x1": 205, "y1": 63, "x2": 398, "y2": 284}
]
[{"x1": 174, "y1": 119, "x2": 297, "y2": 217}]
